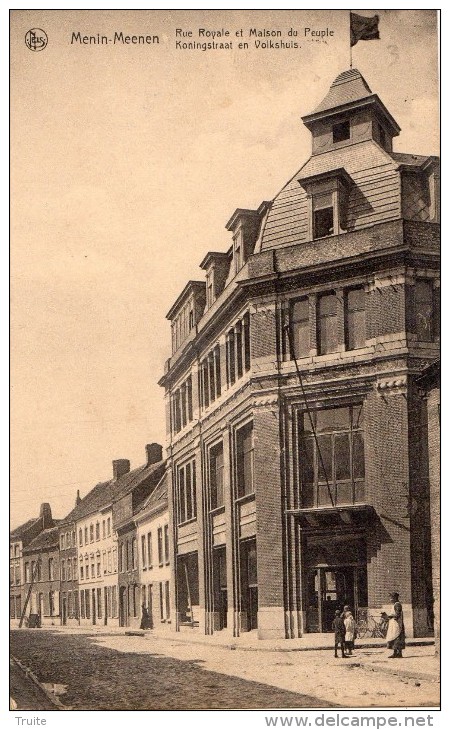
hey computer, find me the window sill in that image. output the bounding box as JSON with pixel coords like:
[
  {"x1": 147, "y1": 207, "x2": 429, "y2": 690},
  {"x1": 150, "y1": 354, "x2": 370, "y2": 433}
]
[
  {"x1": 177, "y1": 518, "x2": 197, "y2": 528},
  {"x1": 210, "y1": 505, "x2": 225, "y2": 516},
  {"x1": 235, "y1": 492, "x2": 255, "y2": 506}
]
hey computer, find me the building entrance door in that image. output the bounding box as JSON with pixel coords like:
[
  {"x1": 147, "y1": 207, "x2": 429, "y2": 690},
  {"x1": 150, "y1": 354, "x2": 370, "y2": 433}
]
[
  {"x1": 119, "y1": 586, "x2": 127, "y2": 627},
  {"x1": 306, "y1": 565, "x2": 367, "y2": 632}
]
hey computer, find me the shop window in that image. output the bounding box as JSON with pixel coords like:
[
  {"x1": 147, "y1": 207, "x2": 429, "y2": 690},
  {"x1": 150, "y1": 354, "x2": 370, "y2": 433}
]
[
  {"x1": 318, "y1": 292, "x2": 338, "y2": 354},
  {"x1": 345, "y1": 287, "x2": 366, "y2": 350},
  {"x1": 298, "y1": 404, "x2": 365, "y2": 508},
  {"x1": 236, "y1": 422, "x2": 254, "y2": 498}
]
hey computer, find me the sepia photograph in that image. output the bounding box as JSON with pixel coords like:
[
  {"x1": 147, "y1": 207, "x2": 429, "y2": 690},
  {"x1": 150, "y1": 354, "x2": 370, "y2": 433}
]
[{"x1": 10, "y1": 8, "x2": 440, "y2": 715}]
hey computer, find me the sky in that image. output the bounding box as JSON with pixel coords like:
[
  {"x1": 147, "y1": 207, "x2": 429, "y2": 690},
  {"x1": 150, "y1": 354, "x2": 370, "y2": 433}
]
[{"x1": 10, "y1": 9, "x2": 439, "y2": 528}]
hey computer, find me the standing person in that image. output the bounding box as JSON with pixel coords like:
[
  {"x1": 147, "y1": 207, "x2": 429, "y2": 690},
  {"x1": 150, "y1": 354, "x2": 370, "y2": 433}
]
[
  {"x1": 344, "y1": 611, "x2": 356, "y2": 656},
  {"x1": 140, "y1": 603, "x2": 150, "y2": 630},
  {"x1": 332, "y1": 610, "x2": 347, "y2": 658},
  {"x1": 386, "y1": 591, "x2": 405, "y2": 658}
]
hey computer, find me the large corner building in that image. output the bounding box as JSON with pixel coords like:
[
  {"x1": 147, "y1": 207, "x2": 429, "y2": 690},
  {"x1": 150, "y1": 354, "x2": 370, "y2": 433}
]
[{"x1": 159, "y1": 69, "x2": 440, "y2": 640}]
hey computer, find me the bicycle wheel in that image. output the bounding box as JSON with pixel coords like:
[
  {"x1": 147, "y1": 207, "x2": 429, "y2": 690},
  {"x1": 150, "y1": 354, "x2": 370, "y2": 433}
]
[{"x1": 356, "y1": 619, "x2": 368, "y2": 638}]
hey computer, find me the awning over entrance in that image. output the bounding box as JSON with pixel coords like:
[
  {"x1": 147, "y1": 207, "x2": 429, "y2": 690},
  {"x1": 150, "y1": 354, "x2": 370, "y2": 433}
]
[{"x1": 288, "y1": 504, "x2": 374, "y2": 530}]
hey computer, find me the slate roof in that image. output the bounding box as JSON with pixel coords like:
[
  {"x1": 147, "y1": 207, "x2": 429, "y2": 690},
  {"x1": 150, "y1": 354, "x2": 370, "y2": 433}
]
[
  {"x1": 312, "y1": 69, "x2": 373, "y2": 115},
  {"x1": 135, "y1": 471, "x2": 168, "y2": 520},
  {"x1": 59, "y1": 460, "x2": 166, "y2": 525},
  {"x1": 10, "y1": 518, "x2": 39, "y2": 541},
  {"x1": 390, "y1": 152, "x2": 430, "y2": 168},
  {"x1": 22, "y1": 524, "x2": 61, "y2": 554}
]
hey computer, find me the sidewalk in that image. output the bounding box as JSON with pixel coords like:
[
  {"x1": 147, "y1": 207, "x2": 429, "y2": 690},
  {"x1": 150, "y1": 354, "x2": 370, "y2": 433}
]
[{"x1": 35, "y1": 623, "x2": 438, "y2": 684}]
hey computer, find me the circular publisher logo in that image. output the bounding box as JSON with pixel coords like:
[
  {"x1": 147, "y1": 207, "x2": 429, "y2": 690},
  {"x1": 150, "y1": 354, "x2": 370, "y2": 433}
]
[{"x1": 25, "y1": 29, "x2": 48, "y2": 52}]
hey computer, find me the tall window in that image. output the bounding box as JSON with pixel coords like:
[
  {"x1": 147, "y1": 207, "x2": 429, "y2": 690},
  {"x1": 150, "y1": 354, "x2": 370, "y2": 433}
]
[
  {"x1": 209, "y1": 441, "x2": 224, "y2": 509},
  {"x1": 226, "y1": 314, "x2": 251, "y2": 387},
  {"x1": 415, "y1": 280, "x2": 434, "y2": 341},
  {"x1": 84, "y1": 526, "x2": 88, "y2": 544},
  {"x1": 25, "y1": 562, "x2": 30, "y2": 583},
  {"x1": 132, "y1": 538, "x2": 138, "y2": 570},
  {"x1": 67, "y1": 558, "x2": 72, "y2": 581},
  {"x1": 165, "y1": 581, "x2": 170, "y2": 619},
  {"x1": 318, "y1": 292, "x2": 338, "y2": 354},
  {"x1": 290, "y1": 298, "x2": 310, "y2": 358},
  {"x1": 236, "y1": 422, "x2": 254, "y2": 498},
  {"x1": 141, "y1": 535, "x2": 147, "y2": 569},
  {"x1": 60, "y1": 534, "x2": 65, "y2": 550},
  {"x1": 147, "y1": 532, "x2": 153, "y2": 568},
  {"x1": 157, "y1": 528, "x2": 164, "y2": 566},
  {"x1": 313, "y1": 193, "x2": 334, "y2": 239},
  {"x1": 177, "y1": 460, "x2": 197, "y2": 524},
  {"x1": 172, "y1": 375, "x2": 193, "y2": 433},
  {"x1": 90, "y1": 524, "x2": 94, "y2": 543},
  {"x1": 49, "y1": 591, "x2": 55, "y2": 617},
  {"x1": 298, "y1": 405, "x2": 365, "y2": 508},
  {"x1": 95, "y1": 522, "x2": 100, "y2": 541},
  {"x1": 200, "y1": 347, "x2": 221, "y2": 410},
  {"x1": 102, "y1": 520, "x2": 106, "y2": 539},
  {"x1": 345, "y1": 287, "x2": 366, "y2": 350},
  {"x1": 61, "y1": 560, "x2": 66, "y2": 581},
  {"x1": 48, "y1": 558, "x2": 54, "y2": 581},
  {"x1": 164, "y1": 525, "x2": 170, "y2": 564}
]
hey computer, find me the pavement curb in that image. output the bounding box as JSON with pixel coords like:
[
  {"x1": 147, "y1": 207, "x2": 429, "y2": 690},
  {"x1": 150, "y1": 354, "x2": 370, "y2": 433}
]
[
  {"x1": 147, "y1": 631, "x2": 435, "y2": 654},
  {"x1": 11, "y1": 655, "x2": 71, "y2": 710}
]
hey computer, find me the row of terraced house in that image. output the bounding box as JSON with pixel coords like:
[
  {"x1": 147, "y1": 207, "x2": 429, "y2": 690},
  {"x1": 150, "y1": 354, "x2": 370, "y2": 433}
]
[
  {"x1": 10, "y1": 443, "x2": 171, "y2": 630},
  {"x1": 11, "y1": 68, "x2": 440, "y2": 642}
]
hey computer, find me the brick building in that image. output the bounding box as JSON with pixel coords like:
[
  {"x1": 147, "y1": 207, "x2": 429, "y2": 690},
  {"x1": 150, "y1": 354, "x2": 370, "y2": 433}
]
[
  {"x1": 10, "y1": 503, "x2": 54, "y2": 625},
  {"x1": 417, "y1": 360, "x2": 440, "y2": 656},
  {"x1": 113, "y1": 443, "x2": 165, "y2": 628},
  {"x1": 135, "y1": 472, "x2": 171, "y2": 630},
  {"x1": 159, "y1": 69, "x2": 439, "y2": 639},
  {"x1": 58, "y1": 491, "x2": 81, "y2": 625},
  {"x1": 22, "y1": 524, "x2": 61, "y2": 626}
]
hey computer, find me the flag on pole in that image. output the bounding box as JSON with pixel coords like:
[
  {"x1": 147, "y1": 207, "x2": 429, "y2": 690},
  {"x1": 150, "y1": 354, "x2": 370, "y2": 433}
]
[{"x1": 350, "y1": 12, "x2": 380, "y2": 47}]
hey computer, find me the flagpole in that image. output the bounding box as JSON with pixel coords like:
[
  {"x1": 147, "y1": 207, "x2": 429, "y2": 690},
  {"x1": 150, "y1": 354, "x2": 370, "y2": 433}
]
[{"x1": 349, "y1": 11, "x2": 352, "y2": 68}]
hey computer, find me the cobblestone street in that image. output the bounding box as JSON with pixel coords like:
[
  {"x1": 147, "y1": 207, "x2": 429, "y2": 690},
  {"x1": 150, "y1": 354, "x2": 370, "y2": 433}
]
[{"x1": 10, "y1": 629, "x2": 439, "y2": 710}]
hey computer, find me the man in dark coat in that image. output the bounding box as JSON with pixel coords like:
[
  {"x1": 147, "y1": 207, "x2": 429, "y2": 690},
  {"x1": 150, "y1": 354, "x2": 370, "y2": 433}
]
[{"x1": 332, "y1": 609, "x2": 347, "y2": 658}]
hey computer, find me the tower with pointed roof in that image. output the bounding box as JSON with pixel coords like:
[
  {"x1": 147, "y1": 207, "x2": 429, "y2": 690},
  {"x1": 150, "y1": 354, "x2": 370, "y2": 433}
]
[{"x1": 160, "y1": 69, "x2": 439, "y2": 640}]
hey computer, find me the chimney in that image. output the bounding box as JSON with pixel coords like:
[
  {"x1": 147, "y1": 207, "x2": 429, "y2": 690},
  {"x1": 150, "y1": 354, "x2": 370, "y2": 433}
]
[
  {"x1": 145, "y1": 443, "x2": 163, "y2": 466},
  {"x1": 39, "y1": 503, "x2": 53, "y2": 529},
  {"x1": 113, "y1": 459, "x2": 130, "y2": 480},
  {"x1": 75, "y1": 489, "x2": 82, "y2": 506}
]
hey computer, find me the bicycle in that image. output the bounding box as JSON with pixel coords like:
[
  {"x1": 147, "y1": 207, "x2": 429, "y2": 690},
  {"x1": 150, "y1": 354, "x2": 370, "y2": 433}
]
[{"x1": 356, "y1": 614, "x2": 388, "y2": 639}]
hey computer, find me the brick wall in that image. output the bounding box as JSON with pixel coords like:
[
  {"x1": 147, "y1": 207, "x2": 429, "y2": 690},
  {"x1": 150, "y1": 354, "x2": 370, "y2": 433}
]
[{"x1": 253, "y1": 406, "x2": 284, "y2": 609}]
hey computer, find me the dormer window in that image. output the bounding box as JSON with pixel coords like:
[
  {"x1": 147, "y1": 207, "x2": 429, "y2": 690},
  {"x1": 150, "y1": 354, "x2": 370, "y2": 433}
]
[
  {"x1": 313, "y1": 193, "x2": 334, "y2": 239},
  {"x1": 234, "y1": 230, "x2": 244, "y2": 274},
  {"x1": 332, "y1": 120, "x2": 350, "y2": 144},
  {"x1": 299, "y1": 168, "x2": 353, "y2": 242}
]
